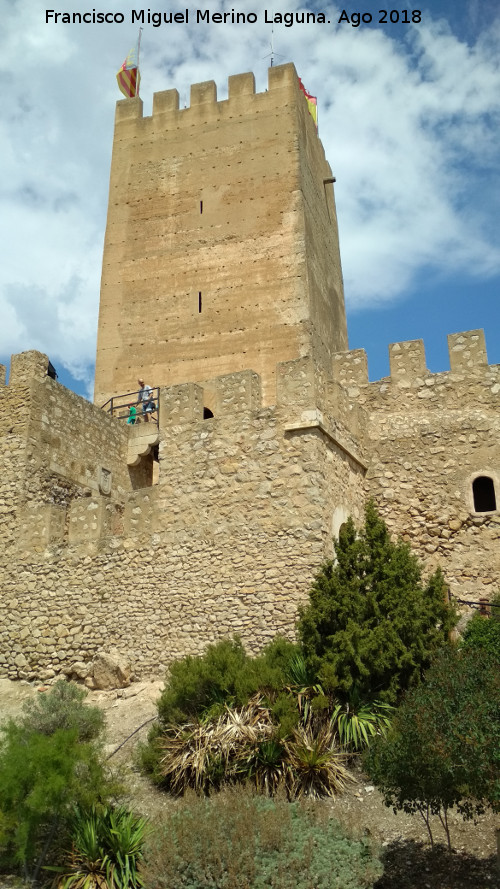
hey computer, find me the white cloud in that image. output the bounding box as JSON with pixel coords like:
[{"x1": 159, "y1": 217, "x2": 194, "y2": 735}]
[{"x1": 1, "y1": 0, "x2": 499, "y2": 388}]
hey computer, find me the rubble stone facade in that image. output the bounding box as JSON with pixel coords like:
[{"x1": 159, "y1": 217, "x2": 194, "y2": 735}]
[{"x1": 1, "y1": 65, "x2": 498, "y2": 681}]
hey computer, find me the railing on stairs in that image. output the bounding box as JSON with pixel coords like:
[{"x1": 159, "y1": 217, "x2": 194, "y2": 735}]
[{"x1": 101, "y1": 387, "x2": 160, "y2": 428}]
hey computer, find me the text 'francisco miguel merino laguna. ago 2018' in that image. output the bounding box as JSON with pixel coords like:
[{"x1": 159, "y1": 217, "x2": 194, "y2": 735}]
[{"x1": 45, "y1": 9, "x2": 335, "y2": 26}]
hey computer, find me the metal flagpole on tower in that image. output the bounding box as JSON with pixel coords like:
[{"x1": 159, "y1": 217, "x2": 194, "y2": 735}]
[
  {"x1": 137, "y1": 27, "x2": 143, "y2": 96},
  {"x1": 262, "y1": 28, "x2": 284, "y2": 69}
]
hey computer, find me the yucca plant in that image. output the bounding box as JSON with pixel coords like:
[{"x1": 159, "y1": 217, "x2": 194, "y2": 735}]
[
  {"x1": 285, "y1": 725, "x2": 351, "y2": 799},
  {"x1": 284, "y1": 653, "x2": 328, "y2": 727},
  {"x1": 238, "y1": 738, "x2": 288, "y2": 795},
  {"x1": 158, "y1": 697, "x2": 274, "y2": 795},
  {"x1": 49, "y1": 805, "x2": 147, "y2": 889},
  {"x1": 331, "y1": 698, "x2": 394, "y2": 752},
  {"x1": 102, "y1": 807, "x2": 147, "y2": 889},
  {"x1": 49, "y1": 807, "x2": 110, "y2": 889}
]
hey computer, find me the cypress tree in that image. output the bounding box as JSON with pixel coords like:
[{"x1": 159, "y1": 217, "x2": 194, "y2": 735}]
[{"x1": 298, "y1": 501, "x2": 455, "y2": 703}]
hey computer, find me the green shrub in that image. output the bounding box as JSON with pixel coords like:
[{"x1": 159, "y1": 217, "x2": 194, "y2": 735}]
[
  {"x1": 143, "y1": 787, "x2": 382, "y2": 889},
  {"x1": 156, "y1": 637, "x2": 300, "y2": 727},
  {"x1": 462, "y1": 595, "x2": 500, "y2": 659},
  {"x1": 366, "y1": 645, "x2": 500, "y2": 848},
  {"x1": 19, "y1": 679, "x2": 104, "y2": 741},
  {"x1": 298, "y1": 501, "x2": 456, "y2": 704},
  {"x1": 156, "y1": 638, "x2": 249, "y2": 725},
  {"x1": 268, "y1": 692, "x2": 300, "y2": 739},
  {"x1": 0, "y1": 682, "x2": 113, "y2": 883}
]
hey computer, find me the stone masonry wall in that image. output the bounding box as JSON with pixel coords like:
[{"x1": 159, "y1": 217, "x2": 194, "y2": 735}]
[
  {"x1": 2, "y1": 332, "x2": 498, "y2": 681},
  {"x1": 0, "y1": 362, "x2": 29, "y2": 561},
  {"x1": 333, "y1": 330, "x2": 500, "y2": 601},
  {"x1": 0, "y1": 352, "x2": 365, "y2": 681}
]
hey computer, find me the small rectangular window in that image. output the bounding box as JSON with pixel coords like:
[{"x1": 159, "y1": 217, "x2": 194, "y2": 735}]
[
  {"x1": 198, "y1": 292, "x2": 202, "y2": 313},
  {"x1": 200, "y1": 201, "x2": 203, "y2": 214}
]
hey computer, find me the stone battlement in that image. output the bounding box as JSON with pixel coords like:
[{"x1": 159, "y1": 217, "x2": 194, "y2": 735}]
[
  {"x1": 333, "y1": 329, "x2": 497, "y2": 391},
  {"x1": 115, "y1": 63, "x2": 311, "y2": 126}
]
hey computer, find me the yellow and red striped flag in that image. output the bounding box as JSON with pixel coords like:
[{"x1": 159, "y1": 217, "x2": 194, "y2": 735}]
[
  {"x1": 298, "y1": 77, "x2": 318, "y2": 128},
  {"x1": 117, "y1": 42, "x2": 141, "y2": 98}
]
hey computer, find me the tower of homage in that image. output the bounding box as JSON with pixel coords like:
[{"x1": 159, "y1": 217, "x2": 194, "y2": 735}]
[{"x1": 0, "y1": 64, "x2": 499, "y2": 682}]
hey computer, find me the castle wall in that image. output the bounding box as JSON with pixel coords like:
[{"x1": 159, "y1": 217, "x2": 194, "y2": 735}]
[
  {"x1": 0, "y1": 352, "x2": 365, "y2": 681},
  {"x1": 94, "y1": 64, "x2": 346, "y2": 408},
  {"x1": 2, "y1": 331, "x2": 498, "y2": 681},
  {"x1": 334, "y1": 331, "x2": 500, "y2": 599},
  {"x1": 0, "y1": 361, "x2": 30, "y2": 560}
]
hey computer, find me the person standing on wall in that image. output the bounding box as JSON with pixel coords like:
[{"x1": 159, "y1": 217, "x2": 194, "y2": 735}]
[{"x1": 137, "y1": 378, "x2": 154, "y2": 422}]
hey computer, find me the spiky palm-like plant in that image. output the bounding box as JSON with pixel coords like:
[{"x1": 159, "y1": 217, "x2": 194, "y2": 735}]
[
  {"x1": 331, "y1": 699, "x2": 394, "y2": 751},
  {"x1": 285, "y1": 725, "x2": 352, "y2": 799},
  {"x1": 50, "y1": 806, "x2": 147, "y2": 889},
  {"x1": 102, "y1": 807, "x2": 147, "y2": 889},
  {"x1": 238, "y1": 738, "x2": 288, "y2": 796},
  {"x1": 50, "y1": 807, "x2": 110, "y2": 889},
  {"x1": 284, "y1": 653, "x2": 327, "y2": 727},
  {"x1": 158, "y1": 697, "x2": 274, "y2": 795}
]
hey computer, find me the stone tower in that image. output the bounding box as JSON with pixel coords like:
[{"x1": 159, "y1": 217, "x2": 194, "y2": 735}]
[{"x1": 94, "y1": 63, "x2": 347, "y2": 407}]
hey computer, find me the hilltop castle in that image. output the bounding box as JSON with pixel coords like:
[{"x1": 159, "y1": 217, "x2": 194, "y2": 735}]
[{"x1": 1, "y1": 63, "x2": 498, "y2": 682}]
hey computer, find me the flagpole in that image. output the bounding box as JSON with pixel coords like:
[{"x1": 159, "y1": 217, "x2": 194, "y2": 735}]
[{"x1": 137, "y1": 27, "x2": 143, "y2": 96}]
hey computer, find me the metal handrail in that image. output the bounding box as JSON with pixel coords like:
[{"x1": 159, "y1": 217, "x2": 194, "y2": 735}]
[
  {"x1": 101, "y1": 386, "x2": 160, "y2": 427},
  {"x1": 448, "y1": 590, "x2": 500, "y2": 615}
]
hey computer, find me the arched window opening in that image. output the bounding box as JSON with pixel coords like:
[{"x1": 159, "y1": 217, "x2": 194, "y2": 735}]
[
  {"x1": 203, "y1": 407, "x2": 214, "y2": 420},
  {"x1": 338, "y1": 522, "x2": 349, "y2": 541},
  {"x1": 472, "y1": 476, "x2": 496, "y2": 513}
]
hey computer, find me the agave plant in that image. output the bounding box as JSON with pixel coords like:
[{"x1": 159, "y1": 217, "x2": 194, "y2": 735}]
[
  {"x1": 285, "y1": 724, "x2": 351, "y2": 799},
  {"x1": 330, "y1": 698, "x2": 394, "y2": 751},
  {"x1": 48, "y1": 807, "x2": 109, "y2": 889}
]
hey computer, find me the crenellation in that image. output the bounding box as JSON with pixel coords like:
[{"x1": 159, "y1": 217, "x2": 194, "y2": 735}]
[
  {"x1": 339, "y1": 331, "x2": 499, "y2": 406},
  {"x1": 448, "y1": 329, "x2": 488, "y2": 373},
  {"x1": 190, "y1": 79, "x2": 217, "y2": 106},
  {"x1": 115, "y1": 95, "x2": 143, "y2": 123},
  {"x1": 10, "y1": 350, "x2": 52, "y2": 387},
  {"x1": 389, "y1": 339, "x2": 427, "y2": 383},
  {"x1": 276, "y1": 357, "x2": 317, "y2": 407},
  {"x1": 210, "y1": 370, "x2": 262, "y2": 416},
  {"x1": 228, "y1": 71, "x2": 256, "y2": 99},
  {"x1": 159, "y1": 382, "x2": 205, "y2": 425},
  {"x1": 332, "y1": 349, "x2": 369, "y2": 389},
  {"x1": 152, "y1": 88, "x2": 180, "y2": 115},
  {"x1": 268, "y1": 62, "x2": 298, "y2": 92}
]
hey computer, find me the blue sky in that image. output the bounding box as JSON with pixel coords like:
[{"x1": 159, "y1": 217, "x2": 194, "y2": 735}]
[{"x1": 1, "y1": 0, "x2": 499, "y2": 395}]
